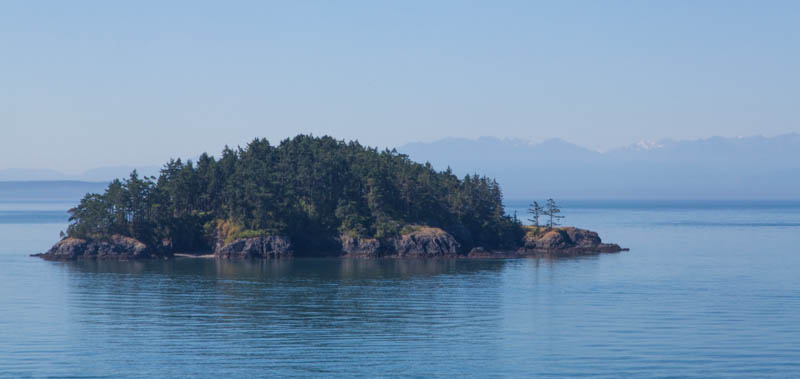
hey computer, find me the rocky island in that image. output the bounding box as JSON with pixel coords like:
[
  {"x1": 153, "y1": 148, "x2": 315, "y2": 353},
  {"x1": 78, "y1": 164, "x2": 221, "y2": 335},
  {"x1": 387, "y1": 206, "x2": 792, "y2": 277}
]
[{"x1": 34, "y1": 135, "x2": 625, "y2": 261}]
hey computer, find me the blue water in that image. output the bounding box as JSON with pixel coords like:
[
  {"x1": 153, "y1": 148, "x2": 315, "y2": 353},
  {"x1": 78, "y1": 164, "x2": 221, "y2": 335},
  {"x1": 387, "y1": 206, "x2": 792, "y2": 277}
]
[{"x1": 2, "y1": 200, "x2": 800, "y2": 377}]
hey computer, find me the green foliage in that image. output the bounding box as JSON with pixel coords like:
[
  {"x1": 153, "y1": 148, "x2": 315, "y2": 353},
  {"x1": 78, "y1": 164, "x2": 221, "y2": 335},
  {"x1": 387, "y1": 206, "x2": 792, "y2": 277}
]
[{"x1": 66, "y1": 135, "x2": 523, "y2": 251}]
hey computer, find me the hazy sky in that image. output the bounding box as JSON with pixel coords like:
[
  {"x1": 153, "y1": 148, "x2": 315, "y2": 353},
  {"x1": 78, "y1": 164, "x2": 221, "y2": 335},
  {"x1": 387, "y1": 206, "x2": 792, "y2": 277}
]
[{"x1": 2, "y1": 1, "x2": 799, "y2": 171}]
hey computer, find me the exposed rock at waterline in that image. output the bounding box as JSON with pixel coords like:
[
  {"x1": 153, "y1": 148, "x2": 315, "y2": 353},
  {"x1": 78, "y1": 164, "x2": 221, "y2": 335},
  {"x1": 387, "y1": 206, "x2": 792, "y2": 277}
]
[
  {"x1": 521, "y1": 227, "x2": 626, "y2": 256},
  {"x1": 341, "y1": 227, "x2": 461, "y2": 258},
  {"x1": 33, "y1": 235, "x2": 162, "y2": 260},
  {"x1": 214, "y1": 236, "x2": 293, "y2": 259}
]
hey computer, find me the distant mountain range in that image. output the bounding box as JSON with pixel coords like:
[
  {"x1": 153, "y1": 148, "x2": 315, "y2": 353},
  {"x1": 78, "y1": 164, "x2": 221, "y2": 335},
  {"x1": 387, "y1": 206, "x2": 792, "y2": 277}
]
[
  {"x1": 398, "y1": 134, "x2": 800, "y2": 200},
  {"x1": 0, "y1": 165, "x2": 161, "y2": 182},
  {"x1": 0, "y1": 181, "x2": 110, "y2": 202},
  {"x1": 3, "y1": 134, "x2": 799, "y2": 200},
  {"x1": 0, "y1": 166, "x2": 161, "y2": 203}
]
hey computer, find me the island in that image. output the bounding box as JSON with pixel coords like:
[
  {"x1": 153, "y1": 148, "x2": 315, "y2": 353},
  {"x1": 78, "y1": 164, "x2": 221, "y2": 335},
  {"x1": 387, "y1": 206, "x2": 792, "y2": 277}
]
[{"x1": 34, "y1": 135, "x2": 626, "y2": 261}]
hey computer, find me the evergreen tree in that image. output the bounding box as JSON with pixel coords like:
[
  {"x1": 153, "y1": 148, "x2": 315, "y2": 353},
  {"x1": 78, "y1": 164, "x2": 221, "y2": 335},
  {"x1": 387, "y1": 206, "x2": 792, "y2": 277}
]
[
  {"x1": 527, "y1": 201, "x2": 542, "y2": 227},
  {"x1": 543, "y1": 198, "x2": 565, "y2": 228},
  {"x1": 64, "y1": 135, "x2": 525, "y2": 252}
]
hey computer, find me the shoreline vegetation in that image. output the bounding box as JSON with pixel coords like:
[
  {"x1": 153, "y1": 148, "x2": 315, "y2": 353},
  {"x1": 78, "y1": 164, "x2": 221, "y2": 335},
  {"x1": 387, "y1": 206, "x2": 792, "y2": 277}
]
[{"x1": 33, "y1": 135, "x2": 625, "y2": 261}]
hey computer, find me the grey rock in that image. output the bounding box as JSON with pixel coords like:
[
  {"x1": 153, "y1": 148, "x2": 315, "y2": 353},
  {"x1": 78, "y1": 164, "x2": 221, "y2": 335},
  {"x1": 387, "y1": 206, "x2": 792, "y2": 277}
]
[
  {"x1": 340, "y1": 235, "x2": 385, "y2": 257},
  {"x1": 521, "y1": 227, "x2": 626, "y2": 257},
  {"x1": 34, "y1": 235, "x2": 159, "y2": 260},
  {"x1": 391, "y1": 227, "x2": 460, "y2": 257},
  {"x1": 340, "y1": 227, "x2": 461, "y2": 258},
  {"x1": 215, "y1": 236, "x2": 293, "y2": 259}
]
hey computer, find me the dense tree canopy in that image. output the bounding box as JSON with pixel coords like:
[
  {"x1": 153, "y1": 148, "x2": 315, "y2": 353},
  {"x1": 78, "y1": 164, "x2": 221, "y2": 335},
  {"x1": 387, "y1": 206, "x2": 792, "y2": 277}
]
[{"x1": 67, "y1": 135, "x2": 523, "y2": 253}]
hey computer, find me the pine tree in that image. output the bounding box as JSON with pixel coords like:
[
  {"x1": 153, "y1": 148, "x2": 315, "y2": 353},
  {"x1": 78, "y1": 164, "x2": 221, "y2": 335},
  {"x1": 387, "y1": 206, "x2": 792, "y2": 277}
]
[
  {"x1": 544, "y1": 198, "x2": 565, "y2": 228},
  {"x1": 63, "y1": 134, "x2": 525, "y2": 251},
  {"x1": 527, "y1": 201, "x2": 542, "y2": 227}
]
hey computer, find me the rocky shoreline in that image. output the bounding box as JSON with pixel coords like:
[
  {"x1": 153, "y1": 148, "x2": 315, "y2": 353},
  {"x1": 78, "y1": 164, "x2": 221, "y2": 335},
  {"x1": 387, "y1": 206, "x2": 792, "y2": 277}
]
[
  {"x1": 32, "y1": 235, "x2": 166, "y2": 261},
  {"x1": 33, "y1": 225, "x2": 626, "y2": 261}
]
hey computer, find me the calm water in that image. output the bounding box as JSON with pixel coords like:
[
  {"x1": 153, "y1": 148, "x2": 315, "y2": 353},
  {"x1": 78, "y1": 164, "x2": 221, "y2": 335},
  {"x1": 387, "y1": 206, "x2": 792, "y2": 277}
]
[{"x1": 2, "y1": 200, "x2": 800, "y2": 378}]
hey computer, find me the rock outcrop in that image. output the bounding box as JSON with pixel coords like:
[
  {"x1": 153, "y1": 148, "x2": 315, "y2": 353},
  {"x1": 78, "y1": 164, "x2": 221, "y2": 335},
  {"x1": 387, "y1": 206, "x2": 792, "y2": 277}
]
[
  {"x1": 391, "y1": 227, "x2": 460, "y2": 257},
  {"x1": 341, "y1": 227, "x2": 461, "y2": 258},
  {"x1": 340, "y1": 235, "x2": 385, "y2": 257},
  {"x1": 34, "y1": 226, "x2": 625, "y2": 261},
  {"x1": 521, "y1": 227, "x2": 626, "y2": 256},
  {"x1": 33, "y1": 235, "x2": 163, "y2": 260},
  {"x1": 214, "y1": 236, "x2": 293, "y2": 259}
]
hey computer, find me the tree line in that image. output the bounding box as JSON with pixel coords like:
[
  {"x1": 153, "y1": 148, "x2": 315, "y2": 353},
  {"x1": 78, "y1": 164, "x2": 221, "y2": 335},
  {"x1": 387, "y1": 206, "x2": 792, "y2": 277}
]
[{"x1": 66, "y1": 135, "x2": 524, "y2": 253}]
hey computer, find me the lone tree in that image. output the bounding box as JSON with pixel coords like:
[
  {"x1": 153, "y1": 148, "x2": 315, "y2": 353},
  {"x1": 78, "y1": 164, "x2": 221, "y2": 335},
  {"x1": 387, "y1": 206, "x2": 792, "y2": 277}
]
[
  {"x1": 543, "y1": 198, "x2": 565, "y2": 228},
  {"x1": 527, "y1": 201, "x2": 543, "y2": 227}
]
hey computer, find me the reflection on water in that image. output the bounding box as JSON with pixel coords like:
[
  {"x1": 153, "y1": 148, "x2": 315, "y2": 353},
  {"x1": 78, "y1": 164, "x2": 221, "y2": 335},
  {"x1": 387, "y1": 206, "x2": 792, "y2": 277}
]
[
  {"x1": 57, "y1": 258, "x2": 511, "y2": 331},
  {"x1": 3, "y1": 202, "x2": 800, "y2": 377},
  {"x1": 30, "y1": 258, "x2": 516, "y2": 377},
  {"x1": 61, "y1": 257, "x2": 508, "y2": 279}
]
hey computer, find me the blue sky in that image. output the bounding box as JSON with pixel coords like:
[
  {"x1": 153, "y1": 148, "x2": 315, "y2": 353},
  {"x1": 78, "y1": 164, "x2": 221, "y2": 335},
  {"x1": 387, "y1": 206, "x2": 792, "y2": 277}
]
[{"x1": 2, "y1": 1, "x2": 799, "y2": 171}]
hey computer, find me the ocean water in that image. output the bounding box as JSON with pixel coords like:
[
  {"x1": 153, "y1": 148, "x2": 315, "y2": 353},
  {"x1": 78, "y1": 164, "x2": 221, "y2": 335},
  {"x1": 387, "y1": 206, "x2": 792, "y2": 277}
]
[{"x1": 1, "y1": 200, "x2": 799, "y2": 378}]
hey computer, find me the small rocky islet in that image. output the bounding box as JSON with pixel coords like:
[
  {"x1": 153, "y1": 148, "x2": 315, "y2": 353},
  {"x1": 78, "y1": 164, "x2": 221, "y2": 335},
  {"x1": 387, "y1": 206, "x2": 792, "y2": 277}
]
[
  {"x1": 35, "y1": 225, "x2": 625, "y2": 260},
  {"x1": 33, "y1": 135, "x2": 626, "y2": 261}
]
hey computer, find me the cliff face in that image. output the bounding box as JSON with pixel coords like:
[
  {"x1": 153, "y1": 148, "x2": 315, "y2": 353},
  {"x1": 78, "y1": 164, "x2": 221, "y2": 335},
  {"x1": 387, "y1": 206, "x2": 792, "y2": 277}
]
[
  {"x1": 214, "y1": 236, "x2": 293, "y2": 259},
  {"x1": 341, "y1": 227, "x2": 461, "y2": 258},
  {"x1": 213, "y1": 226, "x2": 462, "y2": 259},
  {"x1": 392, "y1": 227, "x2": 460, "y2": 257},
  {"x1": 340, "y1": 236, "x2": 385, "y2": 257},
  {"x1": 33, "y1": 235, "x2": 164, "y2": 260}
]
